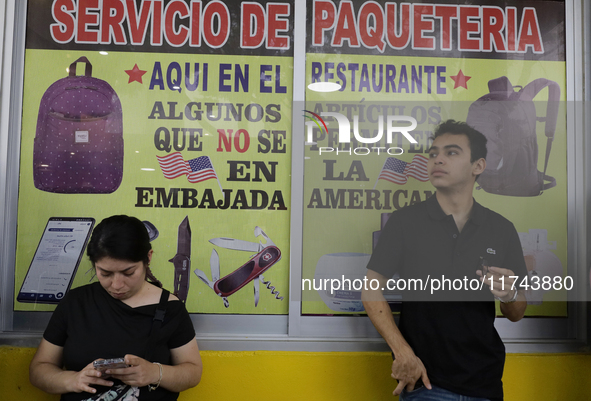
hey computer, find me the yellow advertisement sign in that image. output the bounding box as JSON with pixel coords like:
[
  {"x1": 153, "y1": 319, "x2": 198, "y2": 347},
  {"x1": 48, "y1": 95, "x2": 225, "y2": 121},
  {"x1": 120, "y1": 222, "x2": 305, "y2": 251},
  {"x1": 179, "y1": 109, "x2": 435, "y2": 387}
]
[
  {"x1": 15, "y1": 0, "x2": 294, "y2": 314},
  {"x1": 302, "y1": 0, "x2": 568, "y2": 316}
]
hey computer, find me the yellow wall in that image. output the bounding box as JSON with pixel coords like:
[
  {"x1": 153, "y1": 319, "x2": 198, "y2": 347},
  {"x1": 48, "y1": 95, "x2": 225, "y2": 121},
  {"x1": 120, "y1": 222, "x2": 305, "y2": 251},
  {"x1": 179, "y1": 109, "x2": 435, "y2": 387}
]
[{"x1": 2, "y1": 347, "x2": 590, "y2": 400}]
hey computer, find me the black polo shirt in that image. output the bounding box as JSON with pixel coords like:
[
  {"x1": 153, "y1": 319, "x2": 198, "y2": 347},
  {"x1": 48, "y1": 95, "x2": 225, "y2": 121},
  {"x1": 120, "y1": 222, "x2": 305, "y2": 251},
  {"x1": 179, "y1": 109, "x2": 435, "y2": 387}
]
[{"x1": 366, "y1": 194, "x2": 528, "y2": 401}]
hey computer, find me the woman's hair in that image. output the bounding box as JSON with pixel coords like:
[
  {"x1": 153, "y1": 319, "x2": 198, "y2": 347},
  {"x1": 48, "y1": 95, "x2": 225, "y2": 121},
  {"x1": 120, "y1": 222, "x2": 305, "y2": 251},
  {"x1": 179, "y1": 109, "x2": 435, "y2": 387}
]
[{"x1": 87, "y1": 215, "x2": 162, "y2": 287}]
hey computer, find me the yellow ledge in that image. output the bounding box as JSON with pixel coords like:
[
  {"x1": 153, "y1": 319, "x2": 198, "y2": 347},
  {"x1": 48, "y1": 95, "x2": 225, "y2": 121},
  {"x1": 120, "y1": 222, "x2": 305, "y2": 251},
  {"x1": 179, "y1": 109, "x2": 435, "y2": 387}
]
[{"x1": 2, "y1": 348, "x2": 590, "y2": 400}]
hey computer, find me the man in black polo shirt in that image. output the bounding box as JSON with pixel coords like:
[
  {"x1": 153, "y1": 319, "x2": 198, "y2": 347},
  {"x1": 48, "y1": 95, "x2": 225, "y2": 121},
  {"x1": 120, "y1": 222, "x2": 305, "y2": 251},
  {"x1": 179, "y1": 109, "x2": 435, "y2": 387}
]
[{"x1": 362, "y1": 120, "x2": 528, "y2": 401}]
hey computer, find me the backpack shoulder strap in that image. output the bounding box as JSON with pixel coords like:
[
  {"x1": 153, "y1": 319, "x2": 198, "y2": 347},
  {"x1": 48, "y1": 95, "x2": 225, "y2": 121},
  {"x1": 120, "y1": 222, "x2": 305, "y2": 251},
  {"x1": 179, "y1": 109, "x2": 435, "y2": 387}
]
[
  {"x1": 519, "y1": 79, "x2": 561, "y2": 193},
  {"x1": 542, "y1": 174, "x2": 556, "y2": 191},
  {"x1": 145, "y1": 289, "x2": 169, "y2": 361},
  {"x1": 518, "y1": 78, "x2": 560, "y2": 139}
]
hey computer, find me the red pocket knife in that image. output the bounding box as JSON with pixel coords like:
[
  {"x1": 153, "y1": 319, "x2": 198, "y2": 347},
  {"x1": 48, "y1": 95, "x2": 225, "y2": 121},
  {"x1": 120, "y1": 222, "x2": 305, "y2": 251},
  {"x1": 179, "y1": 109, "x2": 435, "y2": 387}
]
[{"x1": 194, "y1": 227, "x2": 283, "y2": 308}]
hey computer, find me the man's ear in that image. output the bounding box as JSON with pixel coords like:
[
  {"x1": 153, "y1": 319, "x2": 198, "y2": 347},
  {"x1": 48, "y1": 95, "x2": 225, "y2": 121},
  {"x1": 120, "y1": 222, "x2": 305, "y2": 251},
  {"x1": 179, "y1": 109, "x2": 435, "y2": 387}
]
[{"x1": 472, "y1": 158, "x2": 486, "y2": 176}]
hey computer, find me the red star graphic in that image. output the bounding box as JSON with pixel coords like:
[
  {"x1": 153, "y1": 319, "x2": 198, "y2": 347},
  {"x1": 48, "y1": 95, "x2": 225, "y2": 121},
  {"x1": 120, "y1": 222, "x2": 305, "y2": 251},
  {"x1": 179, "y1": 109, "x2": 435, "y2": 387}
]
[
  {"x1": 125, "y1": 64, "x2": 147, "y2": 84},
  {"x1": 450, "y1": 69, "x2": 471, "y2": 89}
]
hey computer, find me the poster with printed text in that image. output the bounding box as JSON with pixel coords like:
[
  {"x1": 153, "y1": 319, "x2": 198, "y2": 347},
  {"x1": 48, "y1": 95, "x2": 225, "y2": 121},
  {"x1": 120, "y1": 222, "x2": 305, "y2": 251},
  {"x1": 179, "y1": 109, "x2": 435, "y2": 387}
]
[
  {"x1": 15, "y1": 0, "x2": 294, "y2": 314},
  {"x1": 301, "y1": 0, "x2": 568, "y2": 316}
]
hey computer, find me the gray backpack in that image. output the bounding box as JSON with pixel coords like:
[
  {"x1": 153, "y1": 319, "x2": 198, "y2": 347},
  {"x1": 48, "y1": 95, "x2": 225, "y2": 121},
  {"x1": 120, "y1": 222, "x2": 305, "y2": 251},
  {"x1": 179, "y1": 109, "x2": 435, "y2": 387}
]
[{"x1": 466, "y1": 76, "x2": 560, "y2": 196}]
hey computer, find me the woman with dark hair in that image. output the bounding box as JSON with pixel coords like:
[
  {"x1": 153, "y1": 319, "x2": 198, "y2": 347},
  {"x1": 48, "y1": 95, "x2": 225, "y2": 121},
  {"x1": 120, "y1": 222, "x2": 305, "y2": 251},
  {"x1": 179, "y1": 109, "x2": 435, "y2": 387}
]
[{"x1": 30, "y1": 215, "x2": 202, "y2": 401}]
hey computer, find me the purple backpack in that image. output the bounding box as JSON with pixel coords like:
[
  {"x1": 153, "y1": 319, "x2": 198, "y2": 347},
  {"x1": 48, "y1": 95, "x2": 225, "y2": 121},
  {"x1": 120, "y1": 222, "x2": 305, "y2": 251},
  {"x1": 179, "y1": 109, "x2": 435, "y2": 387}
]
[{"x1": 33, "y1": 56, "x2": 123, "y2": 194}]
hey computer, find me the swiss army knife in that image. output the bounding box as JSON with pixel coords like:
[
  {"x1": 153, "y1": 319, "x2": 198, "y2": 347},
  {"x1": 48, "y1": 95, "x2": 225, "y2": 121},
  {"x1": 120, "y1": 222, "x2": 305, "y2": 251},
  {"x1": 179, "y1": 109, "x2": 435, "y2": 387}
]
[{"x1": 194, "y1": 227, "x2": 283, "y2": 308}]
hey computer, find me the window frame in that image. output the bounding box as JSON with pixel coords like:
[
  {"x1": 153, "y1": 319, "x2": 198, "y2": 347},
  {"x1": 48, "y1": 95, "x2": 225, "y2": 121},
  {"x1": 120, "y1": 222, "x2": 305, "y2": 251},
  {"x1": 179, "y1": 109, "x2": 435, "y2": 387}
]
[{"x1": 0, "y1": 0, "x2": 589, "y2": 352}]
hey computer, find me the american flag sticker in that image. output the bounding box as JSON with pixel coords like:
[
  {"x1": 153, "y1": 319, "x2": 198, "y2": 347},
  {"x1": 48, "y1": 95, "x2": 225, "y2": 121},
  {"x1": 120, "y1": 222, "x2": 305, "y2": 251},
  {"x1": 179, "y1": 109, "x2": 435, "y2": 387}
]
[
  {"x1": 186, "y1": 156, "x2": 217, "y2": 184},
  {"x1": 156, "y1": 152, "x2": 221, "y2": 186},
  {"x1": 374, "y1": 155, "x2": 429, "y2": 187}
]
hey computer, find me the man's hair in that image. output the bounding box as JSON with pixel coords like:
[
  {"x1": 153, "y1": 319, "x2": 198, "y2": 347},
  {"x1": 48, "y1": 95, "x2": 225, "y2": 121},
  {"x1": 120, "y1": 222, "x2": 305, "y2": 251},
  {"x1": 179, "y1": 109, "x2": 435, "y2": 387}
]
[{"x1": 433, "y1": 120, "x2": 487, "y2": 163}]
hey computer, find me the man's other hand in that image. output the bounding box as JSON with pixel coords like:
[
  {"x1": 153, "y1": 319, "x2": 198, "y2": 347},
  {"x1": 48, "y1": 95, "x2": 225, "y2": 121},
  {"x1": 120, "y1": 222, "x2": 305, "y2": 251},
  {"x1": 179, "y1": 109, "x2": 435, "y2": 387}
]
[
  {"x1": 391, "y1": 348, "x2": 432, "y2": 395},
  {"x1": 477, "y1": 266, "x2": 516, "y2": 301}
]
